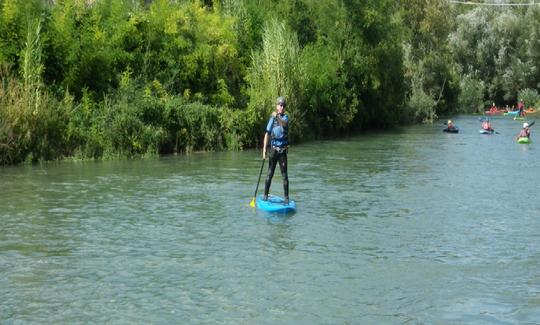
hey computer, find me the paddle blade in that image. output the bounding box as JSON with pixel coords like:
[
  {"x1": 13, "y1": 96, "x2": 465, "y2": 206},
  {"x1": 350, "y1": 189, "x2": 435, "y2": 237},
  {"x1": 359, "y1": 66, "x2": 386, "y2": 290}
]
[{"x1": 249, "y1": 197, "x2": 256, "y2": 207}]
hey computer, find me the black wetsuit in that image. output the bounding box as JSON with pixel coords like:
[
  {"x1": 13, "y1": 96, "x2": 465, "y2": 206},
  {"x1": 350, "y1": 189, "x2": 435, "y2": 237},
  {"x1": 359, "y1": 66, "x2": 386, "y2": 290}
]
[{"x1": 263, "y1": 114, "x2": 289, "y2": 199}]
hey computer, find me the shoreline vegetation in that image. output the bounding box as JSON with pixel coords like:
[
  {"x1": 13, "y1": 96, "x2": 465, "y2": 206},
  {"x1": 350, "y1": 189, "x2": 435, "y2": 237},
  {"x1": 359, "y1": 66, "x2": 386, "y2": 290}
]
[{"x1": 1, "y1": 0, "x2": 539, "y2": 166}]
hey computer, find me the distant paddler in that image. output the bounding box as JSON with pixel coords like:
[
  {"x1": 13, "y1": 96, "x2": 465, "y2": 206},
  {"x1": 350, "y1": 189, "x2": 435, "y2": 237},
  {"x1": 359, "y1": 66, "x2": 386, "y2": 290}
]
[
  {"x1": 516, "y1": 122, "x2": 531, "y2": 143},
  {"x1": 443, "y1": 120, "x2": 459, "y2": 133}
]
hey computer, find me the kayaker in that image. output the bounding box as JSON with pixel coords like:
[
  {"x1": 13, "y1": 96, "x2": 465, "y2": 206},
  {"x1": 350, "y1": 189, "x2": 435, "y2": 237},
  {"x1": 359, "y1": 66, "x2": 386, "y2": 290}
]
[
  {"x1": 489, "y1": 103, "x2": 497, "y2": 114},
  {"x1": 516, "y1": 122, "x2": 530, "y2": 140},
  {"x1": 446, "y1": 120, "x2": 456, "y2": 130},
  {"x1": 482, "y1": 119, "x2": 494, "y2": 132},
  {"x1": 262, "y1": 96, "x2": 290, "y2": 204}
]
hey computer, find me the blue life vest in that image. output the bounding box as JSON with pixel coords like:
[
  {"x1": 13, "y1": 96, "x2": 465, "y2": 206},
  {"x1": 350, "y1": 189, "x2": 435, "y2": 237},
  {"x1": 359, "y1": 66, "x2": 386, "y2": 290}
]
[{"x1": 266, "y1": 114, "x2": 289, "y2": 148}]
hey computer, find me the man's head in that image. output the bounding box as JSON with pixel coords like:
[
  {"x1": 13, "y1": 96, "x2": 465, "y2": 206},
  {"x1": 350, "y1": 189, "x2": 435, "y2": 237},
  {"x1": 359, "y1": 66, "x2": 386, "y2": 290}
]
[{"x1": 276, "y1": 96, "x2": 286, "y2": 113}]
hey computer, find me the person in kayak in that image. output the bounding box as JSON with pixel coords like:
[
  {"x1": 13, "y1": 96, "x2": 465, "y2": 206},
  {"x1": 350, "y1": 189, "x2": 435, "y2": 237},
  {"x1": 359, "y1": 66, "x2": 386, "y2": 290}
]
[
  {"x1": 482, "y1": 119, "x2": 494, "y2": 132},
  {"x1": 262, "y1": 96, "x2": 290, "y2": 204},
  {"x1": 489, "y1": 103, "x2": 497, "y2": 114},
  {"x1": 446, "y1": 120, "x2": 456, "y2": 131},
  {"x1": 516, "y1": 122, "x2": 530, "y2": 139}
]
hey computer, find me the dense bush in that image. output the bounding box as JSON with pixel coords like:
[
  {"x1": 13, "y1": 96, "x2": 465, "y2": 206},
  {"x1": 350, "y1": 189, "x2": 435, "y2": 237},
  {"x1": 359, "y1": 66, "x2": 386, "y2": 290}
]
[
  {"x1": 1, "y1": 0, "x2": 540, "y2": 165},
  {"x1": 518, "y1": 88, "x2": 539, "y2": 110},
  {"x1": 448, "y1": 5, "x2": 540, "y2": 107},
  {"x1": 458, "y1": 74, "x2": 485, "y2": 113},
  {"x1": 0, "y1": 69, "x2": 70, "y2": 164}
]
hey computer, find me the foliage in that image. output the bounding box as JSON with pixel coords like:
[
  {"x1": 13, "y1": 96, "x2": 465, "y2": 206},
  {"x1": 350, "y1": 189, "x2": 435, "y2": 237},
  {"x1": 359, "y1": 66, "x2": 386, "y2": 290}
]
[
  {"x1": 2, "y1": 0, "x2": 540, "y2": 165},
  {"x1": 408, "y1": 88, "x2": 437, "y2": 123},
  {"x1": 518, "y1": 88, "x2": 539, "y2": 109},
  {"x1": 524, "y1": 6, "x2": 540, "y2": 91},
  {"x1": 448, "y1": 6, "x2": 536, "y2": 106},
  {"x1": 338, "y1": 0, "x2": 406, "y2": 128},
  {"x1": 458, "y1": 74, "x2": 485, "y2": 113},
  {"x1": 1, "y1": 16, "x2": 70, "y2": 165},
  {"x1": 246, "y1": 18, "x2": 304, "y2": 143},
  {"x1": 0, "y1": 67, "x2": 70, "y2": 165},
  {"x1": 400, "y1": 0, "x2": 459, "y2": 118},
  {"x1": 299, "y1": 42, "x2": 355, "y2": 138}
]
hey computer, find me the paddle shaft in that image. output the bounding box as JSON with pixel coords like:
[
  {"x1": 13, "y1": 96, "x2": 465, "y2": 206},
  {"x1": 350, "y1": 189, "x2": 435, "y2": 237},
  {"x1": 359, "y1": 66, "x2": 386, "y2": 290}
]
[{"x1": 252, "y1": 159, "x2": 265, "y2": 199}]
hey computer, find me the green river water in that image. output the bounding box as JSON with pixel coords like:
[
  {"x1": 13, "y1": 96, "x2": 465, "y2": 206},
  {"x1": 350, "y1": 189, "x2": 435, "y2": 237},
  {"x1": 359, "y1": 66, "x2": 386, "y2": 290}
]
[{"x1": 1, "y1": 115, "x2": 540, "y2": 324}]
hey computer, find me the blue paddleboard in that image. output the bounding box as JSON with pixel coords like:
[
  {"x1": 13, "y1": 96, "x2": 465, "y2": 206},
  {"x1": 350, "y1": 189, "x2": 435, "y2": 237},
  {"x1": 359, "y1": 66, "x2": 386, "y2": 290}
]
[{"x1": 256, "y1": 195, "x2": 297, "y2": 213}]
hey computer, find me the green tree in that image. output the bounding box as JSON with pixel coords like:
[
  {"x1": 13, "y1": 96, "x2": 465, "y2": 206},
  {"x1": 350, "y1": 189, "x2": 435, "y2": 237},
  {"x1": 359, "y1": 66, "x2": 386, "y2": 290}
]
[
  {"x1": 458, "y1": 74, "x2": 485, "y2": 113},
  {"x1": 400, "y1": 0, "x2": 459, "y2": 119},
  {"x1": 448, "y1": 6, "x2": 535, "y2": 105},
  {"x1": 523, "y1": 5, "x2": 540, "y2": 91},
  {"x1": 341, "y1": 0, "x2": 405, "y2": 127}
]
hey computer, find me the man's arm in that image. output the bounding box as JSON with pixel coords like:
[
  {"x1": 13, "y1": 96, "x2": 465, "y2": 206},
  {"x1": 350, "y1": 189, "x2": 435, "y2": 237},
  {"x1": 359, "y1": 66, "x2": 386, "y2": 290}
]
[{"x1": 275, "y1": 114, "x2": 288, "y2": 127}]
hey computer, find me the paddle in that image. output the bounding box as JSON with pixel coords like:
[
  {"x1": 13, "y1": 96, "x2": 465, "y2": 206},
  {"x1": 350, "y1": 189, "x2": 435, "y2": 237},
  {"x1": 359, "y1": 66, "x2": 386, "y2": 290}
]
[{"x1": 249, "y1": 159, "x2": 265, "y2": 207}]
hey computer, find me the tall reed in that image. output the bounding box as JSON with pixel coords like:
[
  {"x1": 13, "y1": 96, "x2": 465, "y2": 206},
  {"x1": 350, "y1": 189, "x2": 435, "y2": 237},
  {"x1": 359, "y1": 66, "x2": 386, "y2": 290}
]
[
  {"x1": 0, "y1": 19, "x2": 69, "y2": 164},
  {"x1": 247, "y1": 19, "x2": 305, "y2": 142}
]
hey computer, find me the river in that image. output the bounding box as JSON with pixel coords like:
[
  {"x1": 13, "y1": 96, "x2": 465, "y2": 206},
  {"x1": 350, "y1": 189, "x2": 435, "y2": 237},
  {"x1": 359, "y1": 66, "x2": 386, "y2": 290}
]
[{"x1": 1, "y1": 115, "x2": 539, "y2": 324}]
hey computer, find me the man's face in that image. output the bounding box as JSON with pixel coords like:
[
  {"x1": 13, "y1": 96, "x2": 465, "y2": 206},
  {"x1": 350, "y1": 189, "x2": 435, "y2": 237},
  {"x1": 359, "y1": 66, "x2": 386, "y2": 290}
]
[{"x1": 277, "y1": 102, "x2": 285, "y2": 114}]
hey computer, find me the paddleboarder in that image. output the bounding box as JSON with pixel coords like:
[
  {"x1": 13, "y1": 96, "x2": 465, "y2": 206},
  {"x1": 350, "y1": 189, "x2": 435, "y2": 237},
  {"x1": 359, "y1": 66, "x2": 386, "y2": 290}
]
[
  {"x1": 518, "y1": 99, "x2": 525, "y2": 117},
  {"x1": 262, "y1": 96, "x2": 290, "y2": 204}
]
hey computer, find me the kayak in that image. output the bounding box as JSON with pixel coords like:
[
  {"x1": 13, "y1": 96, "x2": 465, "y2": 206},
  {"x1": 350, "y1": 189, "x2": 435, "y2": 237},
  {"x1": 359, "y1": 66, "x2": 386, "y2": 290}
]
[
  {"x1": 517, "y1": 137, "x2": 531, "y2": 144},
  {"x1": 504, "y1": 111, "x2": 519, "y2": 117},
  {"x1": 479, "y1": 129, "x2": 495, "y2": 134},
  {"x1": 443, "y1": 128, "x2": 459, "y2": 133},
  {"x1": 256, "y1": 194, "x2": 297, "y2": 213},
  {"x1": 485, "y1": 110, "x2": 505, "y2": 115}
]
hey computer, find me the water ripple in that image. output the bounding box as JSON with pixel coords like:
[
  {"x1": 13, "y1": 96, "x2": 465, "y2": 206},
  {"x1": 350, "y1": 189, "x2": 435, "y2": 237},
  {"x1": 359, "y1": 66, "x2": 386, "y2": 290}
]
[{"x1": 2, "y1": 119, "x2": 540, "y2": 323}]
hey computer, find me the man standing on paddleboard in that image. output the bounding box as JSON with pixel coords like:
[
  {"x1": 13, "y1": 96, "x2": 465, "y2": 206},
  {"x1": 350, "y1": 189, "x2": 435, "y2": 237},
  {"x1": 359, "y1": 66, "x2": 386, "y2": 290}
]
[{"x1": 262, "y1": 96, "x2": 290, "y2": 204}]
